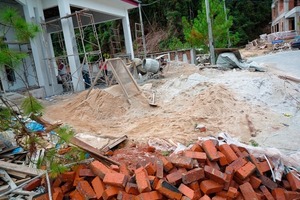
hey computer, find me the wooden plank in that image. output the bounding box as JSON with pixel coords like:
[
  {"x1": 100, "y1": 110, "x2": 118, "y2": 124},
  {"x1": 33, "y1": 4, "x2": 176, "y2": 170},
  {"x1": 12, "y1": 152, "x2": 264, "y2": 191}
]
[
  {"x1": 15, "y1": 177, "x2": 31, "y2": 186},
  {"x1": 6, "y1": 170, "x2": 27, "y2": 179},
  {"x1": 0, "y1": 161, "x2": 45, "y2": 176}
]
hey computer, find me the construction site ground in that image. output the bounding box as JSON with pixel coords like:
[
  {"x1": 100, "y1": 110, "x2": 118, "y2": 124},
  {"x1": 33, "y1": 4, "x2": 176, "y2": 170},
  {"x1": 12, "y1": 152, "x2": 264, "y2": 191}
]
[{"x1": 42, "y1": 50, "x2": 300, "y2": 156}]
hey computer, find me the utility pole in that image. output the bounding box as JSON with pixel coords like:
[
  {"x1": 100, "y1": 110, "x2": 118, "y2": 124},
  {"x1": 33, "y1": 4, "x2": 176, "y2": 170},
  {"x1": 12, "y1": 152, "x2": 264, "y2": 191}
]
[
  {"x1": 205, "y1": 0, "x2": 215, "y2": 64},
  {"x1": 138, "y1": 1, "x2": 147, "y2": 58},
  {"x1": 223, "y1": 0, "x2": 231, "y2": 47}
]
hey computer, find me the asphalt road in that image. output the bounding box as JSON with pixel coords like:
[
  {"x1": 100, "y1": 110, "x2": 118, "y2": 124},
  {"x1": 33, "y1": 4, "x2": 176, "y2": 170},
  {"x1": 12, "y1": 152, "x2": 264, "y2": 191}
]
[{"x1": 249, "y1": 50, "x2": 300, "y2": 78}]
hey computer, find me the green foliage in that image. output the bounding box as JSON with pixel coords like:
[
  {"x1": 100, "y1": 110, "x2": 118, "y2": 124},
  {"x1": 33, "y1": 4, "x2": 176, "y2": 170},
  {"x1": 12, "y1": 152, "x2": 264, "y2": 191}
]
[
  {"x1": 21, "y1": 95, "x2": 44, "y2": 115},
  {"x1": 159, "y1": 37, "x2": 190, "y2": 51},
  {"x1": 55, "y1": 125, "x2": 75, "y2": 144},
  {"x1": 49, "y1": 161, "x2": 69, "y2": 178},
  {"x1": 0, "y1": 106, "x2": 12, "y2": 131},
  {"x1": 249, "y1": 139, "x2": 259, "y2": 147},
  {"x1": 183, "y1": 0, "x2": 240, "y2": 51}
]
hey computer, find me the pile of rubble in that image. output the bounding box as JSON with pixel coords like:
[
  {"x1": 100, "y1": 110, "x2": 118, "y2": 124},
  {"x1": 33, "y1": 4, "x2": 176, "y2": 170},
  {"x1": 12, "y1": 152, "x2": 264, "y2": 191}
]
[{"x1": 2, "y1": 137, "x2": 299, "y2": 200}]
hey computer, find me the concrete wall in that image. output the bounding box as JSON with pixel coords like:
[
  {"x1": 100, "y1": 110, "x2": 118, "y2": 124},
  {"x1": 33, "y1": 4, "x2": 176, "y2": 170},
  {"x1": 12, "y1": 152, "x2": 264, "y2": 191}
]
[{"x1": 148, "y1": 49, "x2": 196, "y2": 65}]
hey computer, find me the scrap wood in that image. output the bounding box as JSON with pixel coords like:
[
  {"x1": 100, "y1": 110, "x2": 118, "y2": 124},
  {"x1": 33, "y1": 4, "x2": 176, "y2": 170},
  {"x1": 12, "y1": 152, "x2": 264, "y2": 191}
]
[
  {"x1": 101, "y1": 135, "x2": 128, "y2": 152},
  {"x1": 278, "y1": 75, "x2": 300, "y2": 83},
  {"x1": 0, "y1": 161, "x2": 45, "y2": 176}
]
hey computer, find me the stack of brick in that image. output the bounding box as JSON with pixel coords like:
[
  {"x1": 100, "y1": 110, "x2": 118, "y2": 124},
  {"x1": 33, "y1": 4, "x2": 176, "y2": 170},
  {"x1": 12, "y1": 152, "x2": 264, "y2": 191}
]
[{"x1": 30, "y1": 139, "x2": 300, "y2": 200}]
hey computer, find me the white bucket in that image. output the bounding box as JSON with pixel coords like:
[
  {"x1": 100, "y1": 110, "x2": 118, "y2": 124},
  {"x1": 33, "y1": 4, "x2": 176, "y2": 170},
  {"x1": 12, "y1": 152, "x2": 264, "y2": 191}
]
[{"x1": 142, "y1": 58, "x2": 159, "y2": 73}]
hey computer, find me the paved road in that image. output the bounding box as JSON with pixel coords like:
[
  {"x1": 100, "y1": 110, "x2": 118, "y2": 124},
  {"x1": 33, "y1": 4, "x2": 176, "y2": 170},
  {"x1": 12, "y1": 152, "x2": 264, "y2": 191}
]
[{"x1": 249, "y1": 50, "x2": 300, "y2": 78}]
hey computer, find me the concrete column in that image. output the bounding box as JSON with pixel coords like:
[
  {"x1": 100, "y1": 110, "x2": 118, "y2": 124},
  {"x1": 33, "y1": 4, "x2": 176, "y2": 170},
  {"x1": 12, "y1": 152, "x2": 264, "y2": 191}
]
[
  {"x1": 57, "y1": 0, "x2": 84, "y2": 91},
  {"x1": 295, "y1": 15, "x2": 300, "y2": 34},
  {"x1": 122, "y1": 10, "x2": 134, "y2": 59}
]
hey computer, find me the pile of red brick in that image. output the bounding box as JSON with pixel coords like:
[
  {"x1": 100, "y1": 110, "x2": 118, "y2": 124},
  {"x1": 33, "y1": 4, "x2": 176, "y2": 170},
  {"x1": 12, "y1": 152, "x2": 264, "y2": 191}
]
[{"x1": 30, "y1": 139, "x2": 300, "y2": 200}]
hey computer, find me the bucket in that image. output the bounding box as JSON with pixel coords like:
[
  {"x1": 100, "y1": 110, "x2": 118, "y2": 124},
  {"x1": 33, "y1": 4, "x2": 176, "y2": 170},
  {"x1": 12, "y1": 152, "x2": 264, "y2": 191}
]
[{"x1": 142, "y1": 58, "x2": 159, "y2": 73}]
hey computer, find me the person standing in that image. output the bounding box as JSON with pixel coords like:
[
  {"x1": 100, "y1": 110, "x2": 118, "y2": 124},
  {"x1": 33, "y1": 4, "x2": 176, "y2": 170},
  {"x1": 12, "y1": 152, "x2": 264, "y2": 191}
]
[
  {"x1": 82, "y1": 62, "x2": 91, "y2": 89},
  {"x1": 58, "y1": 59, "x2": 69, "y2": 92}
]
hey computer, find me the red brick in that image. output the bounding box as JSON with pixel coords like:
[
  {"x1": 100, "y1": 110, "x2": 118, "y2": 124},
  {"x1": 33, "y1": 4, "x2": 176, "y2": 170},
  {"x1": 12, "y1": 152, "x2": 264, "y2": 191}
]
[
  {"x1": 146, "y1": 145, "x2": 156, "y2": 153},
  {"x1": 257, "y1": 160, "x2": 273, "y2": 173},
  {"x1": 90, "y1": 160, "x2": 114, "y2": 179},
  {"x1": 73, "y1": 165, "x2": 86, "y2": 187},
  {"x1": 227, "y1": 157, "x2": 247, "y2": 172},
  {"x1": 52, "y1": 187, "x2": 63, "y2": 200},
  {"x1": 190, "y1": 143, "x2": 204, "y2": 152},
  {"x1": 181, "y1": 196, "x2": 192, "y2": 200},
  {"x1": 256, "y1": 192, "x2": 264, "y2": 200},
  {"x1": 239, "y1": 182, "x2": 258, "y2": 200},
  {"x1": 135, "y1": 167, "x2": 151, "y2": 193},
  {"x1": 117, "y1": 191, "x2": 137, "y2": 200},
  {"x1": 61, "y1": 171, "x2": 75, "y2": 182},
  {"x1": 204, "y1": 165, "x2": 227, "y2": 184},
  {"x1": 235, "y1": 161, "x2": 256, "y2": 180},
  {"x1": 182, "y1": 168, "x2": 205, "y2": 185},
  {"x1": 78, "y1": 168, "x2": 95, "y2": 177},
  {"x1": 23, "y1": 178, "x2": 42, "y2": 191},
  {"x1": 200, "y1": 180, "x2": 223, "y2": 195},
  {"x1": 212, "y1": 196, "x2": 226, "y2": 200},
  {"x1": 103, "y1": 186, "x2": 119, "y2": 200},
  {"x1": 156, "y1": 159, "x2": 164, "y2": 178},
  {"x1": 219, "y1": 144, "x2": 238, "y2": 163},
  {"x1": 103, "y1": 172, "x2": 128, "y2": 188},
  {"x1": 159, "y1": 156, "x2": 174, "y2": 172},
  {"x1": 272, "y1": 188, "x2": 286, "y2": 200},
  {"x1": 91, "y1": 176, "x2": 105, "y2": 199},
  {"x1": 120, "y1": 163, "x2": 131, "y2": 176},
  {"x1": 286, "y1": 171, "x2": 300, "y2": 191},
  {"x1": 151, "y1": 176, "x2": 160, "y2": 189},
  {"x1": 145, "y1": 162, "x2": 157, "y2": 176},
  {"x1": 69, "y1": 190, "x2": 84, "y2": 200},
  {"x1": 216, "y1": 191, "x2": 228, "y2": 198},
  {"x1": 166, "y1": 169, "x2": 183, "y2": 185},
  {"x1": 206, "y1": 159, "x2": 220, "y2": 171},
  {"x1": 218, "y1": 151, "x2": 229, "y2": 166},
  {"x1": 188, "y1": 181, "x2": 201, "y2": 199},
  {"x1": 169, "y1": 154, "x2": 193, "y2": 169},
  {"x1": 61, "y1": 181, "x2": 73, "y2": 193},
  {"x1": 125, "y1": 182, "x2": 139, "y2": 195},
  {"x1": 249, "y1": 155, "x2": 263, "y2": 175},
  {"x1": 282, "y1": 180, "x2": 291, "y2": 190},
  {"x1": 76, "y1": 180, "x2": 96, "y2": 199},
  {"x1": 138, "y1": 191, "x2": 163, "y2": 200},
  {"x1": 184, "y1": 151, "x2": 207, "y2": 162},
  {"x1": 200, "y1": 194, "x2": 212, "y2": 200},
  {"x1": 32, "y1": 193, "x2": 49, "y2": 200},
  {"x1": 227, "y1": 187, "x2": 238, "y2": 198},
  {"x1": 229, "y1": 144, "x2": 244, "y2": 157},
  {"x1": 284, "y1": 190, "x2": 300, "y2": 200},
  {"x1": 260, "y1": 185, "x2": 275, "y2": 200},
  {"x1": 249, "y1": 175, "x2": 262, "y2": 189},
  {"x1": 202, "y1": 140, "x2": 219, "y2": 161},
  {"x1": 178, "y1": 183, "x2": 195, "y2": 200},
  {"x1": 259, "y1": 175, "x2": 278, "y2": 190},
  {"x1": 156, "y1": 179, "x2": 182, "y2": 200},
  {"x1": 110, "y1": 164, "x2": 120, "y2": 172},
  {"x1": 53, "y1": 176, "x2": 62, "y2": 188}
]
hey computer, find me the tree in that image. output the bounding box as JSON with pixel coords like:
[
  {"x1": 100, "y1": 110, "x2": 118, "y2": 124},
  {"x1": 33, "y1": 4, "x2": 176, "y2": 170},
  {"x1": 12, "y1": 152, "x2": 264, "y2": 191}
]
[{"x1": 182, "y1": 0, "x2": 240, "y2": 51}]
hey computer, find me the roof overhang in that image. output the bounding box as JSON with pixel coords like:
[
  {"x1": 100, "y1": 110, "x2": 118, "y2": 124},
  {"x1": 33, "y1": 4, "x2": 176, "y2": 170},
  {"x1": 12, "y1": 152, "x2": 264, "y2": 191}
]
[{"x1": 121, "y1": 0, "x2": 138, "y2": 7}]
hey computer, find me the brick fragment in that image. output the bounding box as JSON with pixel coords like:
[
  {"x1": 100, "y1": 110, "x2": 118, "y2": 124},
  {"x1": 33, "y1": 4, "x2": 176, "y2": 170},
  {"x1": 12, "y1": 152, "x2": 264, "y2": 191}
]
[
  {"x1": 117, "y1": 191, "x2": 137, "y2": 200},
  {"x1": 182, "y1": 168, "x2": 205, "y2": 185},
  {"x1": 202, "y1": 140, "x2": 219, "y2": 161},
  {"x1": 257, "y1": 160, "x2": 273, "y2": 173},
  {"x1": 284, "y1": 190, "x2": 300, "y2": 200},
  {"x1": 259, "y1": 175, "x2": 278, "y2": 190},
  {"x1": 235, "y1": 161, "x2": 256, "y2": 180},
  {"x1": 135, "y1": 167, "x2": 151, "y2": 193},
  {"x1": 206, "y1": 159, "x2": 220, "y2": 170},
  {"x1": 272, "y1": 188, "x2": 286, "y2": 200},
  {"x1": 61, "y1": 181, "x2": 73, "y2": 193},
  {"x1": 184, "y1": 151, "x2": 207, "y2": 162},
  {"x1": 190, "y1": 143, "x2": 204, "y2": 152},
  {"x1": 90, "y1": 160, "x2": 113, "y2": 179},
  {"x1": 73, "y1": 165, "x2": 86, "y2": 186},
  {"x1": 53, "y1": 176, "x2": 62, "y2": 188},
  {"x1": 248, "y1": 175, "x2": 261, "y2": 190},
  {"x1": 91, "y1": 176, "x2": 105, "y2": 199},
  {"x1": 69, "y1": 190, "x2": 84, "y2": 200},
  {"x1": 103, "y1": 172, "x2": 128, "y2": 188},
  {"x1": 76, "y1": 180, "x2": 96, "y2": 199},
  {"x1": 239, "y1": 182, "x2": 258, "y2": 200},
  {"x1": 52, "y1": 187, "x2": 63, "y2": 200},
  {"x1": 178, "y1": 183, "x2": 195, "y2": 200},
  {"x1": 286, "y1": 171, "x2": 300, "y2": 191},
  {"x1": 110, "y1": 164, "x2": 120, "y2": 172},
  {"x1": 200, "y1": 180, "x2": 223, "y2": 195},
  {"x1": 169, "y1": 154, "x2": 193, "y2": 169},
  {"x1": 248, "y1": 155, "x2": 263, "y2": 175},
  {"x1": 138, "y1": 191, "x2": 163, "y2": 200},
  {"x1": 23, "y1": 178, "x2": 42, "y2": 191},
  {"x1": 204, "y1": 165, "x2": 227, "y2": 184},
  {"x1": 227, "y1": 187, "x2": 238, "y2": 199},
  {"x1": 120, "y1": 163, "x2": 131, "y2": 176},
  {"x1": 282, "y1": 180, "x2": 291, "y2": 190},
  {"x1": 200, "y1": 194, "x2": 212, "y2": 200},
  {"x1": 218, "y1": 151, "x2": 229, "y2": 166},
  {"x1": 125, "y1": 182, "x2": 139, "y2": 195},
  {"x1": 156, "y1": 179, "x2": 182, "y2": 200},
  {"x1": 61, "y1": 171, "x2": 75, "y2": 182},
  {"x1": 159, "y1": 155, "x2": 174, "y2": 172},
  {"x1": 156, "y1": 159, "x2": 164, "y2": 178},
  {"x1": 188, "y1": 181, "x2": 201, "y2": 199},
  {"x1": 145, "y1": 162, "x2": 157, "y2": 176},
  {"x1": 166, "y1": 169, "x2": 183, "y2": 185},
  {"x1": 227, "y1": 157, "x2": 247, "y2": 172},
  {"x1": 146, "y1": 145, "x2": 156, "y2": 152},
  {"x1": 212, "y1": 196, "x2": 226, "y2": 200},
  {"x1": 79, "y1": 168, "x2": 95, "y2": 177},
  {"x1": 32, "y1": 193, "x2": 49, "y2": 200},
  {"x1": 103, "y1": 186, "x2": 119, "y2": 200},
  {"x1": 219, "y1": 144, "x2": 238, "y2": 163},
  {"x1": 229, "y1": 144, "x2": 244, "y2": 157},
  {"x1": 260, "y1": 185, "x2": 275, "y2": 200}
]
